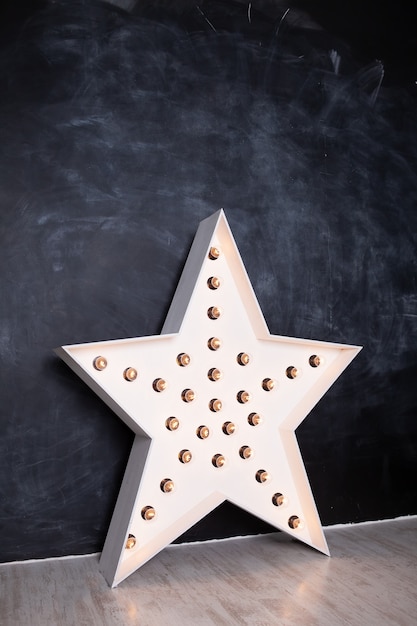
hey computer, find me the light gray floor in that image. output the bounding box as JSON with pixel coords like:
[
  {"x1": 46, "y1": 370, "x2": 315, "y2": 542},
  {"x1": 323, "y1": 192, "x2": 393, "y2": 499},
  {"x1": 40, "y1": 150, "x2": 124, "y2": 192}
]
[{"x1": 1, "y1": 517, "x2": 416, "y2": 625}]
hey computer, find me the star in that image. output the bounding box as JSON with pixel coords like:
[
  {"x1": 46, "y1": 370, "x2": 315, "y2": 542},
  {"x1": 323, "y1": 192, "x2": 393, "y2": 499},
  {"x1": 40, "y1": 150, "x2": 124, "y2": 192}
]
[{"x1": 55, "y1": 209, "x2": 361, "y2": 587}]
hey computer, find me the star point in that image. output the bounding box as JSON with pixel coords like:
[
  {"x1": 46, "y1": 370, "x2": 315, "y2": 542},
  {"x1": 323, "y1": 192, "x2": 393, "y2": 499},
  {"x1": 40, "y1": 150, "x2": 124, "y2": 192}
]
[{"x1": 55, "y1": 209, "x2": 361, "y2": 587}]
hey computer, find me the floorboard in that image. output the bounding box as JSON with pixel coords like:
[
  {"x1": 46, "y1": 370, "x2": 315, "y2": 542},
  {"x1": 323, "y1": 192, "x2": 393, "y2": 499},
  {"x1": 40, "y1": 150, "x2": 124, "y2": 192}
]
[{"x1": 1, "y1": 517, "x2": 416, "y2": 625}]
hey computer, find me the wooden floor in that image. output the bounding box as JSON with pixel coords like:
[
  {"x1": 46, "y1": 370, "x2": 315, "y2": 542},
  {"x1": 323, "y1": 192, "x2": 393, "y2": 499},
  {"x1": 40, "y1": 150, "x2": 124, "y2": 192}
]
[{"x1": 1, "y1": 517, "x2": 416, "y2": 625}]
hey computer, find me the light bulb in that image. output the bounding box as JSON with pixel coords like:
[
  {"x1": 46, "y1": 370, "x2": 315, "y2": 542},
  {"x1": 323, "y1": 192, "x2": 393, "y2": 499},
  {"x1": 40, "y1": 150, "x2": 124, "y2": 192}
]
[
  {"x1": 93, "y1": 356, "x2": 107, "y2": 371},
  {"x1": 239, "y1": 445, "x2": 253, "y2": 459},
  {"x1": 176, "y1": 353, "x2": 191, "y2": 367},
  {"x1": 255, "y1": 469, "x2": 270, "y2": 483},
  {"x1": 124, "y1": 367, "x2": 138, "y2": 382},
  {"x1": 207, "y1": 276, "x2": 221, "y2": 290},
  {"x1": 181, "y1": 388, "x2": 195, "y2": 403},
  {"x1": 309, "y1": 354, "x2": 323, "y2": 368},
  {"x1": 237, "y1": 352, "x2": 250, "y2": 366},
  {"x1": 153, "y1": 378, "x2": 167, "y2": 392},
  {"x1": 286, "y1": 366, "x2": 299, "y2": 379},
  {"x1": 248, "y1": 412, "x2": 262, "y2": 426},
  {"x1": 196, "y1": 425, "x2": 210, "y2": 439},
  {"x1": 272, "y1": 493, "x2": 287, "y2": 507},
  {"x1": 207, "y1": 367, "x2": 222, "y2": 381},
  {"x1": 178, "y1": 449, "x2": 192, "y2": 464},
  {"x1": 160, "y1": 478, "x2": 174, "y2": 493},
  {"x1": 165, "y1": 417, "x2": 180, "y2": 431},
  {"x1": 212, "y1": 454, "x2": 225, "y2": 468},
  {"x1": 262, "y1": 377, "x2": 275, "y2": 391},
  {"x1": 288, "y1": 515, "x2": 303, "y2": 530},
  {"x1": 208, "y1": 246, "x2": 220, "y2": 260},
  {"x1": 207, "y1": 306, "x2": 221, "y2": 320},
  {"x1": 222, "y1": 421, "x2": 236, "y2": 435},
  {"x1": 237, "y1": 390, "x2": 250, "y2": 404},
  {"x1": 209, "y1": 398, "x2": 222, "y2": 412},
  {"x1": 125, "y1": 534, "x2": 136, "y2": 549},
  {"x1": 141, "y1": 506, "x2": 156, "y2": 521},
  {"x1": 207, "y1": 337, "x2": 222, "y2": 351}
]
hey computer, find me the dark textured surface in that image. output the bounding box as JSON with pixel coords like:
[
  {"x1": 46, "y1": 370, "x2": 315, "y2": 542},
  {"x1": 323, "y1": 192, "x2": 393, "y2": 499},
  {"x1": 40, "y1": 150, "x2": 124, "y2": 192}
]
[{"x1": 0, "y1": 0, "x2": 416, "y2": 562}]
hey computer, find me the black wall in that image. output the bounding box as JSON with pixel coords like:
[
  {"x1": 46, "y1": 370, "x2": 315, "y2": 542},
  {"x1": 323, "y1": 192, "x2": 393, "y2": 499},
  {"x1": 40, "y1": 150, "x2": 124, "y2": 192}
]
[{"x1": 1, "y1": 0, "x2": 416, "y2": 562}]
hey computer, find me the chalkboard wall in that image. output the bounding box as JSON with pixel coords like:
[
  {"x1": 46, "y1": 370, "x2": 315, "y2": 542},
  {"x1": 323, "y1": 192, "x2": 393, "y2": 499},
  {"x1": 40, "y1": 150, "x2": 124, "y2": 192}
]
[{"x1": 1, "y1": 0, "x2": 416, "y2": 563}]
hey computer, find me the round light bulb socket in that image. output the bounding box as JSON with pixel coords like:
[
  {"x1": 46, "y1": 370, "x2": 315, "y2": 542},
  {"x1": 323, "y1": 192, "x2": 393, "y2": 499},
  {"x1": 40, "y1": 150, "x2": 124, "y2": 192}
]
[{"x1": 93, "y1": 356, "x2": 107, "y2": 371}]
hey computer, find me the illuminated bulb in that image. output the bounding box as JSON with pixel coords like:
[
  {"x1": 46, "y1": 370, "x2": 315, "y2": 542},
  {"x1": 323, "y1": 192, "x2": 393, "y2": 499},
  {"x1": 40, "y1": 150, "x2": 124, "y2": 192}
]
[
  {"x1": 196, "y1": 425, "x2": 210, "y2": 439},
  {"x1": 181, "y1": 388, "x2": 195, "y2": 403},
  {"x1": 237, "y1": 390, "x2": 250, "y2": 404},
  {"x1": 222, "y1": 421, "x2": 236, "y2": 435},
  {"x1": 207, "y1": 367, "x2": 222, "y2": 381},
  {"x1": 124, "y1": 367, "x2": 138, "y2": 382},
  {"x1": 288, "y1": 515, "x2": 303, "y2": 530},
  {"x1": 239, "y1": 445, "x2": 253, "y2": 459},
  {"x1": 248, "y1": 412, "x2": 262, "y2": 426},
  {"x1": 153, "y1": 378, "x2": 167, "y2": 392},
  {"x1": 309, "y1": 354, "x2": 323, "y2": 368},
  {"x1": 255, "y1": 469, "x2": 270, "y2": 483},
  {"x1": 209, "y1": 398, "x2": 222, "y2": 412},
  {"x1": 212, "y1": 454, "x2": 226, "y2": 468},
  {"x1": 125, "y1": 534, "x2": 136, "y2": 549},
  {"x1": 286, "y1": 366, "x2": 299, "y2": 379},
  {"x1": 262, "y1": 377, "x2": 275, "y2": 391},
  {"x1": 178, "y1": 449, "x2": 192, "y2": 464},
  {"x1": 207, "y1": 306, "x2": 221, "y2": 320},
  {"x1": 237, "y1": 352, "x2": 250, "y2": 366},
  {"x1": 141, "y1": 506, "x2": 156, "y2": 521},
  {"x1": 272, "y1": 493, "x2": 287, "y2": 507},
  {"x1": 160, "y1": 478, "x2": 174, "y2": 493},
  {"x1": 93, "y1": 356, "x2": 107, "y2": 371},
  {"x1": 165, "y1": 417, "x2": 180, "y2": 431},
  {"x1": 176, "y1": 353, "x2": 191, "y2": 367},
  {"x1": 207, "y1": 337, "x2": 222, "y2": 351},
  {"x1": 207, "y1": 276, "x2": 221, "y2": 290},
  {"x1": 208, "y1": 246, "x2": 220, "y2": 260}
]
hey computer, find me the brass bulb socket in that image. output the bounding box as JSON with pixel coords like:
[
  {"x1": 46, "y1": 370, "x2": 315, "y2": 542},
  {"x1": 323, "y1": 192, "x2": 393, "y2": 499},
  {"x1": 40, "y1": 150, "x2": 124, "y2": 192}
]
[
  {"x1": 237, "y1": 352, "x2": 250, "y2": 366},
  {"x1": 272, "y1": 493, "x2": 285, "y2": 507},
  {"x1": 160, "y1": 478, "x2": 174, "y2": 493},
  {"x1": 165, "y1": 417, "x2": 180, "y2": 431},
  {"x1": 255, "y1": 469, "x2": 270, "y2": 483},
  {"x1": 209, "y1": 398, "x2": 222, "y2": 412},
  {"x1": 181, "y1": 388, "x2": 195, "y2": 403},
  {"x1": 237, "y1": 390, "x2": 250, "y2": 404},
  {"x1": 207, "y1": 276, "x2": 221, "y2": 290},
  {"x1": 176, "y1": 352, "x2": 191, "y2": 367},
  {"x1": 212, "y1": 454, "x2": 225, "y2": 468},
  {"x1": 286, "y1": 366, "x2": 299, "y2": 379},
  {"x1": 93, "y1": 356, "x2": 107, "y2": 371},
  {"x1": 207, "y1": 337, "x2": 222, "y2": 351},
  {"x1": 125, "y1": 534, "x2": 136, "y2": 549},
  {"x1": 247, "y1": 412, "x2": 262, "y2": 426},
  {"x1": 208, "y1": 246, "x2": 220, "y2": 260},
  {"x1": 208, "y1": 367, "x2": 222, "y2": 381},
  {"x1": 309, "y1": 354, "x2": 322, "y2": 368},
  {"x1": 262, "y1": 377, "x2": 275, "y2": 391},
  {"x1": 239, "y1": 445, "x2": 253, "y2": 459},
  {"x1": 207, "y1": 306, "x2": 221, "y2": 320},
  {"x1": 153, "y1": 377, "x2": 167, "y2": 392},
  {"x1": 124, "y1": 367, "x2": 138, "y2": 381},
  {"x1": 141, "y1": 506, "x2": 156, "y2": 521},
  {"x1": 222, "y1": 421, "x2": 236, "y2": 435},
  {"x1": 288, "y1": 515, "x2": 302, "y2": 530},
  {"x1": 196, "y1": 425, "x2": 210, "y2": 439},
  {"x1": 179, "y1": 449, "x2": 192, "y2": 464}
]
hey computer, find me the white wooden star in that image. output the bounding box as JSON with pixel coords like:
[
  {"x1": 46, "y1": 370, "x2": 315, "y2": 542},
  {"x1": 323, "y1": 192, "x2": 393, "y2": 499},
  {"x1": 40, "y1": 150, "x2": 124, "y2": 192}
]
[{"x1": 55, "y1": 209, "x2": 361, "y2": 587}]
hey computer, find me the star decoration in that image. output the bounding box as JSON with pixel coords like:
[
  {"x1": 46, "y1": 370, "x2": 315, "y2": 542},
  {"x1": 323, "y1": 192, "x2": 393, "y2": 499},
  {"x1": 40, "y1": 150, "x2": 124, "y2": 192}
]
[{"x1": 55, "y1": 209, "x2": 361, "y2": 587}]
